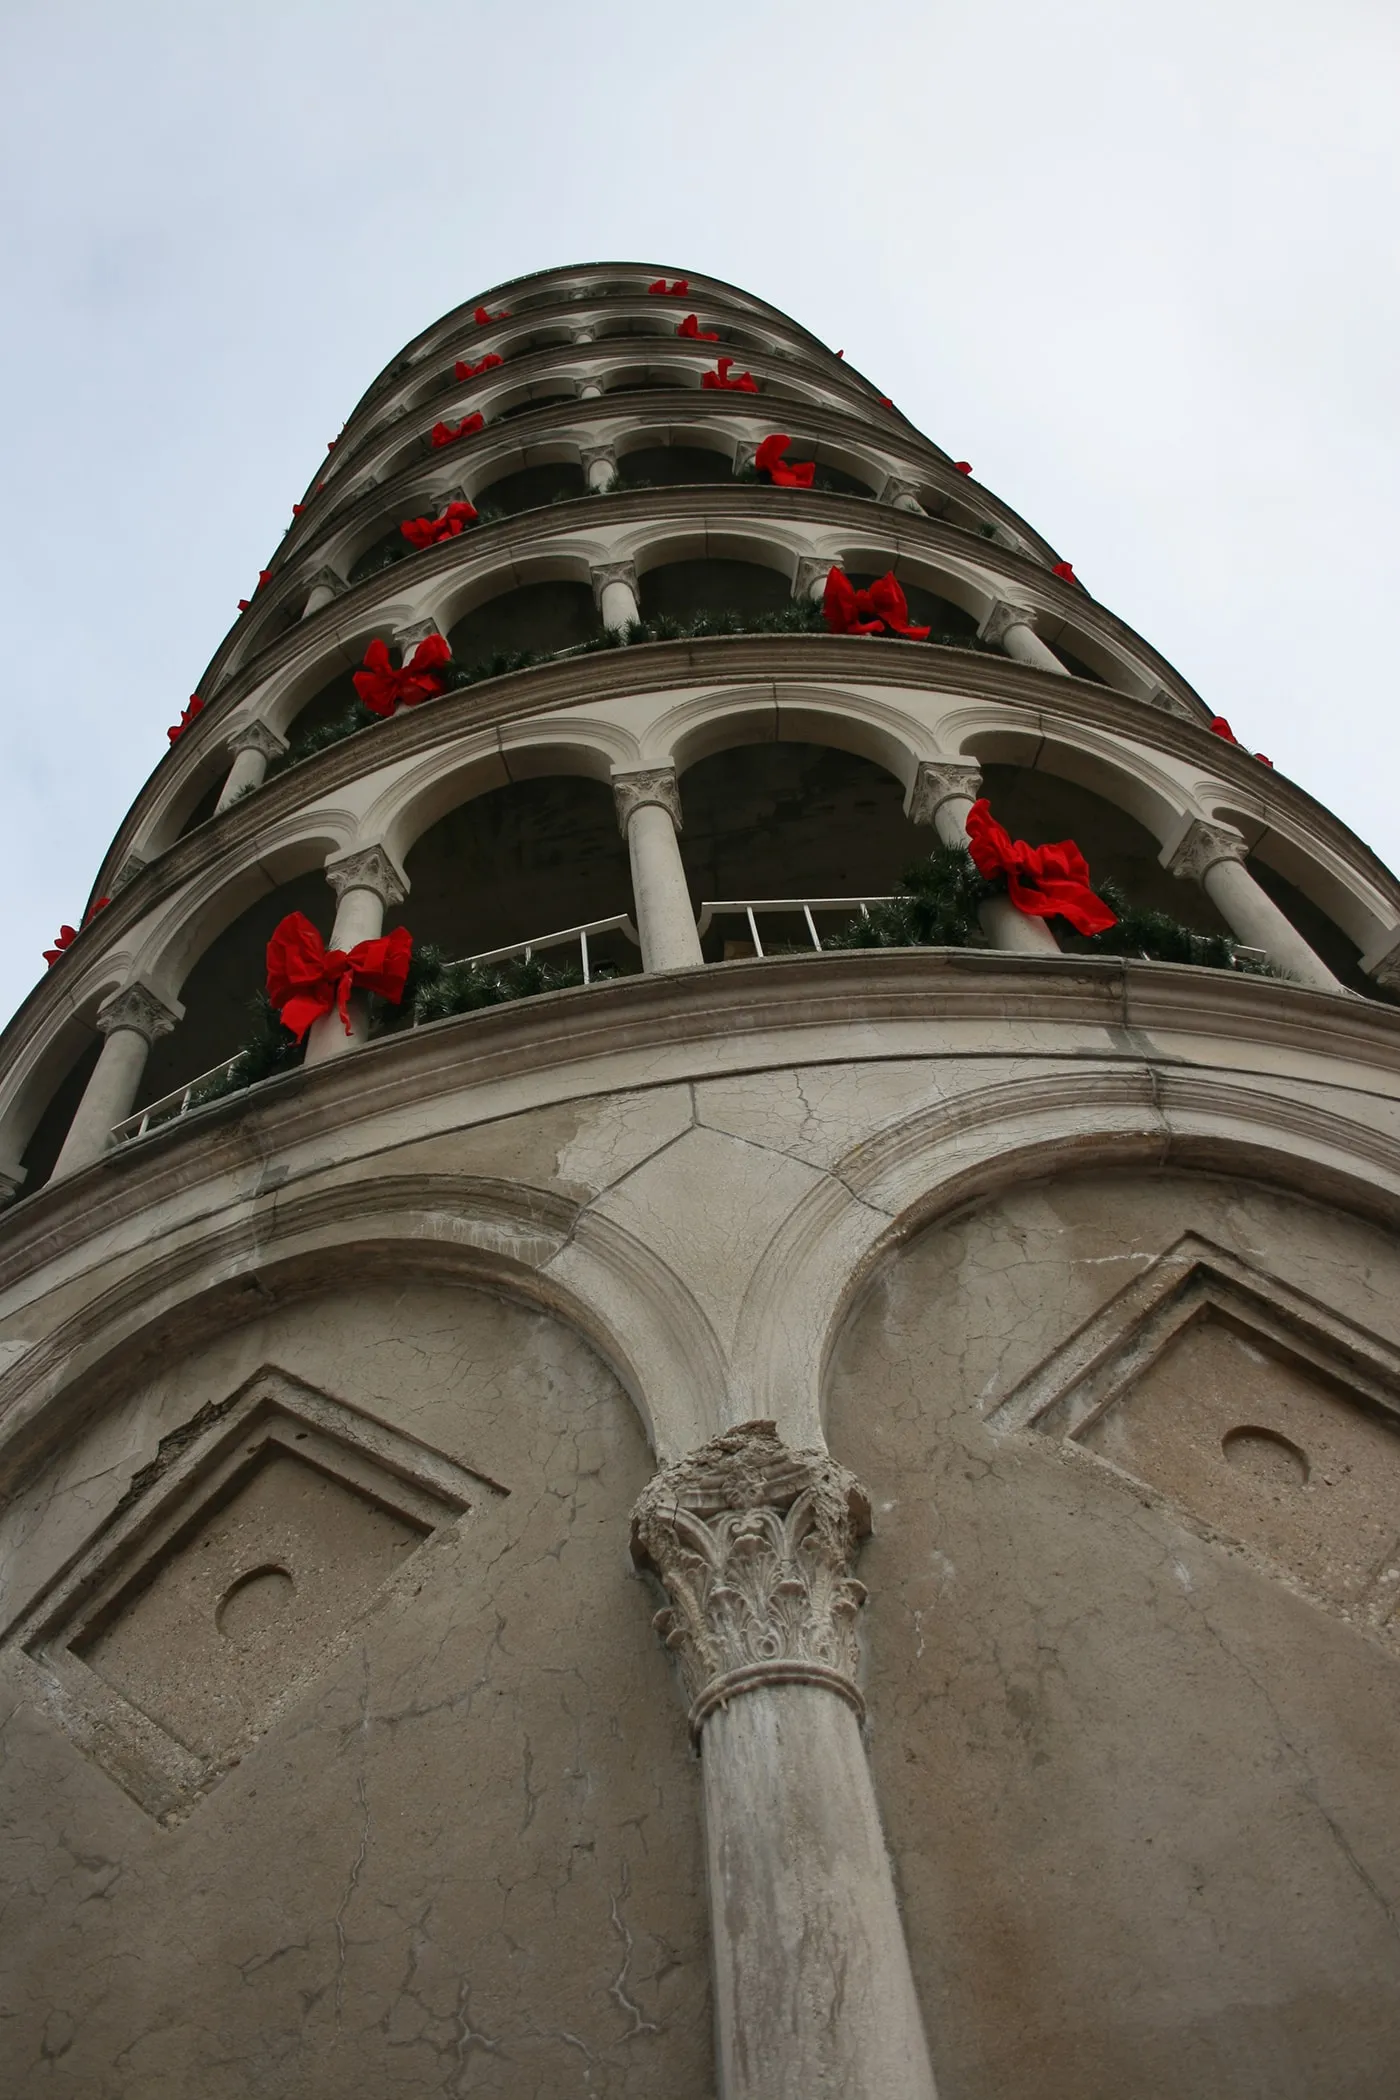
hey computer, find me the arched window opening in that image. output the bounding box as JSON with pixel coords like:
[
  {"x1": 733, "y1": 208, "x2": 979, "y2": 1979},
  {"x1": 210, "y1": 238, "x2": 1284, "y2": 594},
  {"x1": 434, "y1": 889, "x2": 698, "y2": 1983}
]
[
  {"x1": 847, "y1": 572, "x2": 981, "y2": 645},
  {"x1": 389, "y1": 778, "x2": 637, "y2": 980},
  {"x1": 1246, "y1": 858, "x2": 1373, "y2": 995},
  {"x1": 639, "y1": 557, "x2": 791, "y2": 626},
  {"x1": 446, "y1": 581, "x2": 601, "y2": 671},
  {"x1": 175, "y1": 773, "x2": 227, "y2": 841},
  {"x1": 619, "y1": 445, "x2": 734, "y2": 488},
  {"x1": 284, "y1": 664, "x2": 364, "y2": 743},
  {"x1": 604, "y1": 371, "x2": 687, "y2": 396},
  {"x1": 18, "y1": 1034, "x2": 102, "y2": 1194},
  {"x1": 475, "y1": 461, "x2": 587, "y2": 518},
  {"x1": 496, "y1": 390, "x2": 575, "y2": 423},
  {"x1": 348, "y1": 524, "x2": 412, "y2": 585},
  {"x1": 677, "y1": 742, "x2": 926, "y2": 961}
]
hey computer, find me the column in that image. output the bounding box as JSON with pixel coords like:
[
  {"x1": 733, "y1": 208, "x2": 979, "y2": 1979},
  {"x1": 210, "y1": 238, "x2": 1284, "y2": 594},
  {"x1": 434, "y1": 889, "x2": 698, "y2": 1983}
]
[
  {"x1": 613, "y1": 770, "x2": 702, "y2": 971},
  {"x1": 301, "y1": 567, "x2": 346, "y2": 621},
  {"x1": 907, "y1": 760, "x2": 1061, "y2": 956},
  {"x1": 1164, "y1": 821, "x2": 1342, "y2": 991},
  {"x1": 214, "y1": 720, "x2": 288, "y2": 814},
  {"x1": 793, "y1": 554, "x2": 837, "y2": 606},
  {"x1": 392, "y1": 616, "x2": 446, "y2": 669},
  {"x1": 0, "y1": 1158, "x2": 26, "y2": 1208},
  {"x1": 51, "y1": 984, "x2": 180, "y2": 1180},
  {"x1": 881, "y1": 476, "x2": 926, "y2": 515},
  {"x1": 304, "y1": 846, "x2": 409, "y2": 1066},
  {"x1": 580, "y1": 443, "x2": 618, "y2": 494},
  {"x1": 592, "y1": 559, "x2": 639, "y2": 635},
  {"x1": 632, "y1": 1422, "x2": 939, "y2": 2100},
  {"x1": 978, "y1": 599, "x2": 1068, "y2": 676},
  {"x1": 1361, "y1": 929, "x2": 1400, "y2": 1001},
  {"x1": 577, "y1": 374, "x2": 605, "y2": 401}
]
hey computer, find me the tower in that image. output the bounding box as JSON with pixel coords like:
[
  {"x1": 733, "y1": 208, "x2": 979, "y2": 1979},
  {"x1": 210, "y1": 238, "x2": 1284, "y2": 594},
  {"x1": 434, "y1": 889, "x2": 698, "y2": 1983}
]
[{"x1": 1, "y1": 262, "x2": 1399, "y2": 2097}]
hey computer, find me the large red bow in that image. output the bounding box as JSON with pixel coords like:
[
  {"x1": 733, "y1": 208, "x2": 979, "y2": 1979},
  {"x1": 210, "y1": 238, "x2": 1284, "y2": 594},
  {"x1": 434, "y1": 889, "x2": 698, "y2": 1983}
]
[
  {"x1": 648, "y1": 277, "x2": 690, "y2": 296},
  {"x1": 168, "y1": 695, "x2": 204, "y2": 742},
  {"x1": 430, "y1": 412, "x2": 485, "y2": 448},
  {"x1": 822, "y1": 568, "x2": 931, "y2": 640},
  {"x1": 352, "y1": 634, "x2": 453, "y2": 718},
  {"x1": 44, "y1": 897, "x2": 109, "y2": 966},
  {"x1": 702, "y1": 357, "x2": 758, "y2": 393},
  {"x1": 473, "y1": 305, "x2": 509, "y2": 325},
  {"x1": 677, "y1": 313, "x2": 719, "y2": 341},
  {"x1": 754, "y1": 434, "x2": 815, "y2": 488},
  {"x1": 1209, "y1": 717, "x2": 1273, "y2": 767},
  {"x1": 266, "y1": 912, "x2": 413, "y2": 1041},
  {"x1": 400, "y1": 500, "x2": 478, "y2": 549},
  {"x1": 454, "y1": 352, "x2": 503, "y2": 380},
  {"x1": 965, "y1": 799, "x2": 1117, "y2": 935},
  {"x1": 1052, "y1": 561, "x2": 1078, "y2": 583}
]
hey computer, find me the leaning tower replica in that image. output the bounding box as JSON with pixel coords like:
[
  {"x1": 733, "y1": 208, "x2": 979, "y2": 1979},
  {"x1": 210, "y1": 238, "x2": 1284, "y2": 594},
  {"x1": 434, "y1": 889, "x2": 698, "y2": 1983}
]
[{"x1": 2, "y1": 265, "x2": 1399, "y2": 2100}]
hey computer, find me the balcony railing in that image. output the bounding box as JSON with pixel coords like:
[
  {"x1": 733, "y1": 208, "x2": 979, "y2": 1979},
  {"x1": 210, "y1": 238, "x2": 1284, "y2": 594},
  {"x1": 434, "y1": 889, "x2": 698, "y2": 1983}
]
[
  {"x1": 111, "y1": 1055, "x2": 255, "y2": 1144},
  {"x1": 696, "y1": 897, "x2": 893, "y2": 955},
  {"x1": 428, "y1": 911, "x2": 641, "y2": 989}
]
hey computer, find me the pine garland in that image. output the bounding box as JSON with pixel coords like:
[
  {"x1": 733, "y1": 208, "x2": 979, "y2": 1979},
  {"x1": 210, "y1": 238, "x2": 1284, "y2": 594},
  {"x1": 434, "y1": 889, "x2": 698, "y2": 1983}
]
[{"x1": 408, "y1": 947, "x2": 587, "y2": 1023}]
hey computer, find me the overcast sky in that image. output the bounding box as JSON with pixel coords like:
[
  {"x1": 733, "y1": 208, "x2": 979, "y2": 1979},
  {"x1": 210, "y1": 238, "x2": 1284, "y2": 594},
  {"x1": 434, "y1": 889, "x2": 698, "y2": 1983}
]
[{"x1": 1, "y1": 0, "x2": 1396, "y2": 1025}]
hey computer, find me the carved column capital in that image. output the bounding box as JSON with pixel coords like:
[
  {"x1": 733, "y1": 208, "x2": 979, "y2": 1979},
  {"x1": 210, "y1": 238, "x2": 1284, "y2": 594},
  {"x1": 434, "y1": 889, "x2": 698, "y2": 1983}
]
[
  {"x1": 324, "y1": 844, "x2": 408, "y2": 909},
  {"x1": 96, "y1": 983, "x2": 179, "y2": 1044},
  {"x1": 1165, "y1": 819, "x2": 1248, "y2": 885},
  {"x1": 794, "y1": 553, "x2": 838, "y2": 602},
  {"x1": 978, "y1": 599, "x2": 1040, "y2": 650},
  {"x1": 225, "y1": 718, "x2": 287, "y2": 762},
  {"x1": 630, "y1": 1420, "x2": 872, "y2": 1738},
  {"x1": 304, "y1": 565, "x2": 347, "y2": 600},
  {"x1": 1361, "y1": 929, "x2": 1400, "y2": 995},
  {"x1": 391, "y1": 617, "x2": 444, "y2": 659},
  {"x1": 1146, "y1": 685, "x2": 1195, "y2": 720},
  {"x1": 880, "y1": 476, "x2": 925, "y2": 512},
  {"x1": 579, "y1": 442, "x2": 617, "y2": 476},
  {"x1": 111, "y1": 853, "x2": 147, "y2": 894},
  {"x1": 590, "y1": 559, "x2": 638, "y2": 607},
  {"x1": 907, "y1": 759, "x2": 983, "y2": 826},
  {"x1": 613, "y1": 767, "x2": 683, "y2": 834}
]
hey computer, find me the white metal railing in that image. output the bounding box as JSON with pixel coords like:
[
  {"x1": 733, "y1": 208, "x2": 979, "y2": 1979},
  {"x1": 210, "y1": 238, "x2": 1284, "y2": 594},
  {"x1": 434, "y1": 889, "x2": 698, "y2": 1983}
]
[
  {"x1": 111, "y1": 1054, "x2": 248, "y2": 1144},
  {"x1": 696, "y1": 896, "x2": 894, "y2": 955},
  {"x1": 432, "y1": 913, "x2": 641, "y2": 987}
]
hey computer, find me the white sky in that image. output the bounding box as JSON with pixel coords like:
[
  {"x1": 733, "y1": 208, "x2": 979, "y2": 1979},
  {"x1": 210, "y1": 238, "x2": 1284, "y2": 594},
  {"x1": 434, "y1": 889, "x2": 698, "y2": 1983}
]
[{"x1": 2, "y1": 0, "x2": 1397, "y2": 1025}]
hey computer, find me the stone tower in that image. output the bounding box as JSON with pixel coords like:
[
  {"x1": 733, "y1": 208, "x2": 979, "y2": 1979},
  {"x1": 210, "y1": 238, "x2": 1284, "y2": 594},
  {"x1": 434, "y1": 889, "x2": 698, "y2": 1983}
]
[{"x1": 1, "y1": 265, "x2": 1398, "y2": 2100}]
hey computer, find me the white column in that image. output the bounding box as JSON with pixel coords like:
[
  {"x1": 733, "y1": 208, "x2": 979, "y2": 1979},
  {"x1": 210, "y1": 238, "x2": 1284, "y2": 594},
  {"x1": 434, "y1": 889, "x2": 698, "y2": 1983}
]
[
  {"x1": 979, "y1": 599, "x2": 1068, "y2": 676},
  {"x1": 52, "y1": 984, "x2": 181, "y2": 1180},
  {"x1": 592, "y1": 559, "x2": 639, "y2": 635},
  {"x1": 577, "y1": 374, "x2": 605, "y2": 400},
  {"x1": 303, "y1": 846, "x2": 409, "y2": 1066},
  {"x1": 881, "y1": 476, "x2": 926, "y2": 515},
  {"x1": 581, "y1": 443, "x2": 618, "y2": 494},
  {"x1": 214, "y1": 720, "x2": 288, "y2": 814},
  {"x1": 793, "y1": 554, "x2": 837, "y2": 606},
  {"x1": 1165, "y1": 821, "x2": 1342, "y2": 991},
  {"x1": 1361, "y1": 930, "x2": 1400, "y2": 1001},
  {"x1": 301, "y1": 567, "x2": 346, "y2": 621},
  {"x1": 632, "y1": 1424, "x2": 939, "y2": 2100},
  {"x1": 907, "y1": 761, "x2": 1061, "y2": 956},
  {"x1": 613, "y1": 771, "x2": 702, "y2": 971}
]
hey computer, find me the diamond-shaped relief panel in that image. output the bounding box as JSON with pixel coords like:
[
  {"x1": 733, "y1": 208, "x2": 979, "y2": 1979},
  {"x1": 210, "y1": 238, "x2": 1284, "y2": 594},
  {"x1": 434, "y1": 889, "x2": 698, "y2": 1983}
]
[
  {"x1": 988, "y1": 1235, "x2": 1400, "y2": 1637},
  {"x1": 4, "y1": 1368, "x2": 504, "y2": 1817}
]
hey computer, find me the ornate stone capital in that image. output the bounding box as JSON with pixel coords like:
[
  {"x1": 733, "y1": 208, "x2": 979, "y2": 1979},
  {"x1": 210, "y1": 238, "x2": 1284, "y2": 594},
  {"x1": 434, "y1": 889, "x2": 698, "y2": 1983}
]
[
  {"x1": 907, "y1": 759, "x2": 983, "y2": 826},
  {"x1": 391, "y1": 618, "x2": 443, "y2": 659},
  {"x1": 1145, "y1": 685, "x2": 1196, "y2": 720},
  {"x1": 579, "y1": 442, "x2": 617, "y2": 475},
  {"x1": 97, "y1": 983, "x2": 179, "y2": 1045},
  {"x1": 111, "y1": 853, "x2": 147, "y2": 894},
  {"x1": 794, "y1": 553, "x2": 838, "y2": 602},
  {"x1": 613, "y1": 768, "x2": 682, "y2": 834},
  {"x1": 880, "y1": 476, "x2": 924, "y2": 511},
  {"x1": 225, "y1": 718, "x2": 286, "y2": 762},
  {"x1": 1165, "y1": 819, "x2": 1248, "y2": 885},
  {"x1": 978, "y1": 599, "x2": 1039, "y2": 650},
  {"x1": 1362, "y1": 931, "x2": 1400, "y2": 995},
  {"x1": 304, "y1": 565, "x2": 347, "y2": 600},
  {"x1": 571, "y1": 324, "x2": 597, "y2": 344},
  {"x1": 630, "y1": 1421, "x2": 872, "y2": 1738},
  {"x1": 590, "y1": 559, "x2": 638, "y2": 607},
  {"x1": 324, "y1": 844, "x2": 408, "y2": 909}
]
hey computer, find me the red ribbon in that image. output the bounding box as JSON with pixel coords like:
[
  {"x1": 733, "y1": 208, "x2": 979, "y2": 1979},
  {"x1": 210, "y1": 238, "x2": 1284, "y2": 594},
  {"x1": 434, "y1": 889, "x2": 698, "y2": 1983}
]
[
  {"x1": 399, "y1": 500, "x2": 478, "y2": 549},
  {"x1": 648, "y1": 277, "x2": 690, "y2": 296},
  {"x1": 702, "y1": 357, "x2": 758, "y2": 393},
  {"x1": 1210, "y1": 717, "x2": 1273, "y2": 767},
  {"x1": 754, "y1": 435, "x2": 815, "y2": 488},
  {"x1": 292, "y1": 502, "x2": 306, "y2": 516},
  {"x1": 168, "y1": 695, "x2": 204, "y2": 743},
  {"x1": 430, "y1": 412, "x2": 485, "y2": 448},
  {"x1": 965, "y1": 799, "x2": 1118, "y2": 935},
  {"x1": 352, "y1": 634, "x2": 453, "y2": 718},
  {"x1": 953, "y1": 461, "x2": 972, "y2": 474},
  {"x1": 44, "y1": 897, "x2": 109, "y2": 966},
  {"x1": 266, "y1": 912, "x2": 413, "y2": 1041},
  {"x1": 677, "y1": 313, "x2": 719, "y2": 341},
  {"x1": 454, "y1": 352, "x2": 503, "y2": 380},
  {"x1": 473, "y1": 305, "x2": 509, "y2": 325},
  {"x1": 822, "y1": 568, "x2": 930, "y2": 640},
  {"x1": 1052, "y1": 561, "x2": 1077, "y2": 583}
]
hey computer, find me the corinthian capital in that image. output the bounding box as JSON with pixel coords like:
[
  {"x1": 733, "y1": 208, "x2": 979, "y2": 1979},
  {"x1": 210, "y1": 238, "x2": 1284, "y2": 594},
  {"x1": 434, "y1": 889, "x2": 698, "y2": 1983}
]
[
  {"x1": 630, "y1": 1420, "x2": 871, "y2": 1737},
  {"x1": 1165, "y1": 819, "x2": 1248, "y2": 885},
  {"x1": 324, "y1": 844, "x2": 408, "y2": 908},
  {"x1": 613, "y1": 768, "x2": 682, "y2": 834},
  {"x1": 978, "y1": 599, "x2": 1040, "y2": 650},
  {"x1": 96, "y1": 983, "x2": 180, "y2": 1044},
  {"x1": 907, "y1": 759, "x2": 983, "y2": 825}
]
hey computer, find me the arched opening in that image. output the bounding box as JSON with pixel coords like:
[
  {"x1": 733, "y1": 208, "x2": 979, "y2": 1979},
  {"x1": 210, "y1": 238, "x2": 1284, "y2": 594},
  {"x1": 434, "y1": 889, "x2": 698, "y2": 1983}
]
[
  {"x1": 387, "y1": 777, "x2": 636, "y2": 975},
  {"x1": 348, "y1": 524, "x2": 413, "y2": 585},
  {"x1": 495, "y1": 390, "x2": 574, "y2": 422},
  {"x1": 17, "y1": 1032, "x2": 102, "y2": 1194},
  {"x1": 174, "y1": 770, "x2": 227, "y2": 841},
  {"x1": 677, "y1": 741, "x2": 927, "y2": 960},
  {"x1": 619, "y1": 445, "x2": 734, "y2": 488},
  {"x1": 476, "y1": 460, "x2": 587, "y2": 517},
  {"x1": 283, "y1": 663, "x2": 365, "y2": 743},
  {"x1": 639, "y1": 557, "x2": 791, "y2": 625},
  {"x1": 445, "y1": 581, "x2": 601, "y2": 671}
]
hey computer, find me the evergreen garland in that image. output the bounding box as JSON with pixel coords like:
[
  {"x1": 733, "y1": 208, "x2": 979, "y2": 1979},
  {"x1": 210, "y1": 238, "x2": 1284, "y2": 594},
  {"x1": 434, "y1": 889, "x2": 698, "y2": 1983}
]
[{"x1": 408, "y1": 948, "x2": 588, "y2": 1024}]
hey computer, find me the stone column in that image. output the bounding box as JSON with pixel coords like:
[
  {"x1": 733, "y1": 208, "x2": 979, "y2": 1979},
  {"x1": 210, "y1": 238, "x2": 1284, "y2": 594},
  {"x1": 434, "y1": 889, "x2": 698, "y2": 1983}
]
[
  {"x1": 1360, "y1": 930, "x2": 1400, "y2": 1002},
  {"x1": 907, "y1": 760, "x2": 1061, "y2": 956},
  {"x1": 301, "y1": 567, "x2": 346, "y2": 621},
  {"x1": 577, "y1": 373, "x2": 605, "y2": 401},
  {"x1": 581, "y1": 442, "x2": 618, "y2": 494},
  {"x1": 592, "y1": 559, "x2": 639, "y2": 635},
  {"x1": 978, "y1": 599, "x2": 1068, "y2": 676},
  {"x1": 881, "y1": 476, "x2": 926, "y2": 515},
  {"x1": 52, "y1": 984, "x2": 181, "y2": 1179},
  {"x1": 214, "y1": 720, "x2": 288, "y2": 814},
  {"x1": 613, "y1": 770, "x2": 702, "y2": 972},
  {"x1": 631, "y1": 1422, "x2": 938, "y2": 2100},
  {"x1": 1165, "y1": 821, "x2": 1341, "y2": 991},
  {"x1": 794, "y1": 554, "x2": 837, "y2": 606},
  {"x1": 392, "y1": 615, "x2": 445, "y2": 668},
  {"x1": 304, "y1": 846, "x2": 409, "y2": 1066}
]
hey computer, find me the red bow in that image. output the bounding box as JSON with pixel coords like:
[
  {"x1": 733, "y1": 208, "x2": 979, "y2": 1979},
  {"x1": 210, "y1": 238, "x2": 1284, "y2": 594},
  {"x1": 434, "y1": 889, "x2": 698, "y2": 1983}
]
[
  {"x1": 822, "y1": 568, "x2": 930, "y2": 640},
  {"x1": 430, "y1": 413, "x2": 485, "y2": 448},
  {"x1": 702, "y1": 357, "x2": 758, "y2": 393},
  {"x1": 953, "y1": 461, "x2": 972, "y2": 474},
  {"x1": 454, "y1": 352, "x2": 503, "y2": 380},
  {"x1": 399, "y1": 500, "x2": 479, "y2": 549},
  {"x1": 965, "y1": 799, "x2": 1117, "y2": 936},
  {"x1": 754, "y1": 434, "x2": 815, "y2": 488},
  {"x1": 292, "y1": 502, "x2": 306, "y2": 516},
  {"x1": 1210, "y1": 717, "x2": 1273, "y2": 767},
  {"x1": 473, "y1": 305, "x2": 509, "y2": 325},
  {"x1": 648, "y1": 277, "x2": 690, "y2": 296},
  {"x1": 44, "y1": 897, "x2": 108, "y2": 966},
  {"x1": 168, "y1": 695, "x2": 204, "y2": 742},
  {"x1": 266, "y1": 912, "x2": 413, "y2": 1041},
  {"x1": 878, "y1": 396, "x2": 895, "y2": 409},
  {"x1": 353, "y1": 634, "x2": 453, "y2": 718},
  {"x1": 1053, "y1": 561, "x2": 1077, "y2": 583},
  {"x1": 677, "y1": 313, "x2": 719, "y2": 341}
]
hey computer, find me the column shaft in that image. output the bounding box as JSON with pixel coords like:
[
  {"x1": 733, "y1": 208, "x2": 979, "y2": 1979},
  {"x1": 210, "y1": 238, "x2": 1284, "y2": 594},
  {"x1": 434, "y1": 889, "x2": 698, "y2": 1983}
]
[
  {"x1": 933, "y1": 793, "x2": 1061, "y2": 955},
  {"x1": 626, "y1": 803, "x2": 702, "y2": 971},
  {"x1": 302, "y1": 581, "x2": 337, "y2": 619},
  {"x1": 1001, "y1": 620, "x2": 1068, "y2": 675},
  {"x1": 1203, "y1": 857, "x2": 1341, "y2": 991},
  {"x1": 52, "y1": 1028, "x2": 153, "y2": 1179},
  {"x1": 600, "y1": 577, "x2": 638, "y2": 632},
  {"x1": 214, "y1": 745, "x2": 268, "y2": 813},
  {"x1": 303, "y1": 885, "x2": 386, "y2": 1065}
]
